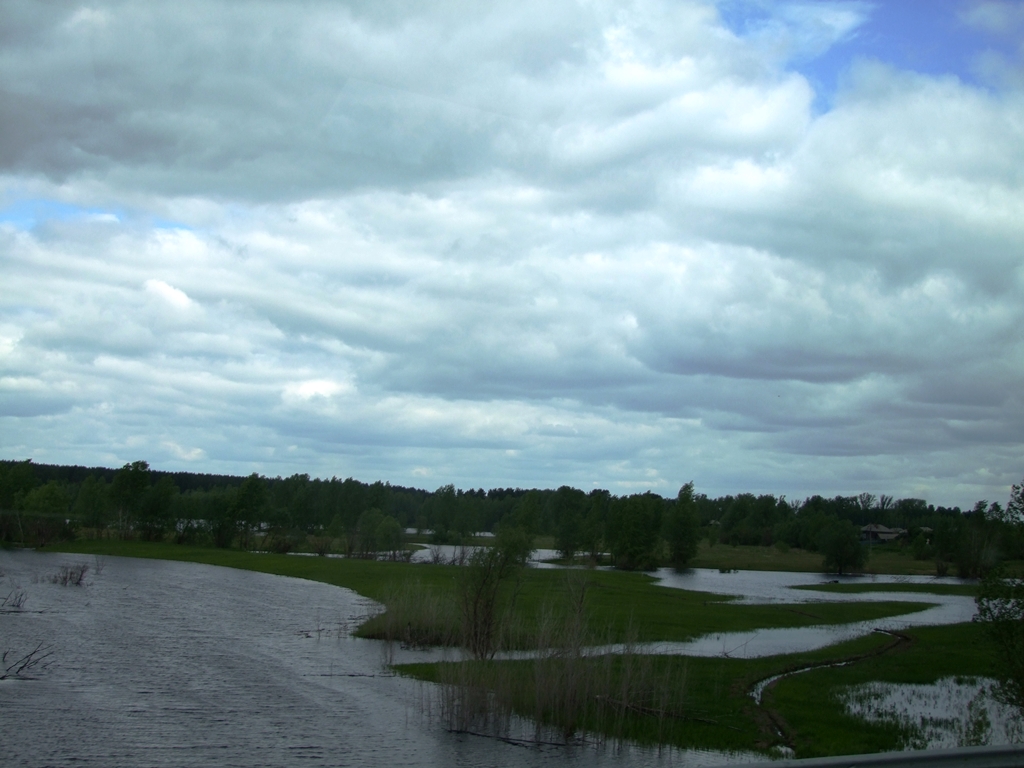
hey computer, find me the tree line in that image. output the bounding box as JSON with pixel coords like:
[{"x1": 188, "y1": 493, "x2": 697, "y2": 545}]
[{"x1": 1, "y1": 459, "x2": 1021, "y2": 575}]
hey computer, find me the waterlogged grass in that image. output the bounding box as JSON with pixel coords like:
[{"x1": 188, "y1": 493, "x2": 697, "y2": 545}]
[
  {"x1": 399, "y1": 624, "x2": 1002, "y2": 757},
  {"x1": 398, "y1": 631, "x2": 897, "y2": 753},
  {"x1": 770, "y1": 623, "x2": 999, "y2": 757},
  {"x1": 43, "y1": 540, "x2": 934, "y2": 646},
  {"x1": 793, "y1": 582, "x2": 978, "y2": 597}
]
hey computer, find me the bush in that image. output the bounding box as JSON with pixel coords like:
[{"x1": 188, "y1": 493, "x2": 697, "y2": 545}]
[
  {"x1": 50, "y1": 563, "x2": 89, "y2": 586},
  {"x1": 911, "y1": 532, "x2": 934, "y2": 561},
  {"x1": 975, "y1": 569, "x2": 1024, "y2": 713}
]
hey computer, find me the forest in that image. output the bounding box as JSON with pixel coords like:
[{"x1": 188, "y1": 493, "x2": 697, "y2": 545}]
[{"x1": 2, "y1": 458, "x2": 1022, "y2": 577}]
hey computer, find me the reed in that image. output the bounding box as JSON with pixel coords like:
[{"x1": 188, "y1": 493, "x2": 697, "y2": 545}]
[
  {"x1": 358, "y1": 579, "x2": 461, "y2": 648},
  {"x1": 431, "y1": 570, "x2": 692, "y2": 746}
]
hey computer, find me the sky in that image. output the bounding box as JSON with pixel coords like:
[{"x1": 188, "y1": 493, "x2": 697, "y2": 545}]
[{"x1": 2, "y1": 0, "x2": 1023, "y2": 508}]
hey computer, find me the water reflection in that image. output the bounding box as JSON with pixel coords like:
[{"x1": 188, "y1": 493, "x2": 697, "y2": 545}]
[
  {"x1": 0, "y1": 550, "x2": 761, "y2": 767},
  {"x1": 841, "y1": 677, "x2": 1023, "y2": 748},
  {"x1": 406, "y1": 544, "x2": 562, "y2": 565},
  {"x1": 651, "y1": 567, "x2": 972, "y2": 604}
]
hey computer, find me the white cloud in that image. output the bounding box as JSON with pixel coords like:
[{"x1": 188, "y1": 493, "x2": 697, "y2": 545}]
[
  {"x1": 961, "y1": 1, "x2": 1024, "y2": 35},
  {"x1": 144, "y1": 279, "x2": 192, "y2": 309},
  {"x1": 0, "y1": 1, "x2": 1022, "y2": 507},
  {"x1": 162, "y1": 441, "x2": 206, "y2": 461}
]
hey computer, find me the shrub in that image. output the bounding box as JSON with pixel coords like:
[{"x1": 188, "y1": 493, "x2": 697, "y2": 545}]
[{"x1": 50, "y1": 563, "x2": 89, "y2": 586}]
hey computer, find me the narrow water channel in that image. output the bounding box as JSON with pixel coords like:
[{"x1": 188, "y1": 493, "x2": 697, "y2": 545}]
[{"x1": 645, "y1": 567, "x2": 976, "y2": 658}]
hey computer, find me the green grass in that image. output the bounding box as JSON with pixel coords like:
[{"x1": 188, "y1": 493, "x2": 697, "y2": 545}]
[
  {"x1": 691, "y1": 541, "x2": 944, "y2": 575},
  {"x1": 770, "y1": 623, "x2": 999, "y2": 757},
  {"x1": 44, "y1": 539, "x2": 934, "y2": 645},
  {"x1": 536, "y1": 568, "x2": 933, "y2": 644},
  {"x1": 793, "y1": 582, "x2": 978, "y2": 597},
  {"x1": 398, "y1": 623, "x2": 1001, "y2": 757},
  {"x1": 397, "y1": 631, "x2": 901, "y2": 753}
]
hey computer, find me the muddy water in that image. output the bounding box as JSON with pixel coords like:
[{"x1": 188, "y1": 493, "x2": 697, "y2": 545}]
[{"x1": 0, "y1": 551, "x2": 760, "y2": 767}]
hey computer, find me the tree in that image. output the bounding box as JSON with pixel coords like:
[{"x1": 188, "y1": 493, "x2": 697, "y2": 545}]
[
  {"x1": 818, "y1": 519, "x2": 867, "y2": 575},
  {"x1": 956, "y1": 501, "x2": 1002, "y2": 578},
  {"x1": 581, "y1": 489, "x2": 608, "y2": 563},
  {"x1": 430, "y1": 484, "x2": 457, "y2": 544},
  {"x1": 458, "y1": 524, "x2": 533, "y2": 659},
  {"x1": 1002, "y1": 478, "x2": 1024, "y2": 526},
  {"x1": 0, "y1": 460, "x2": 37, "y2": 544},
  {"x1": 208, "y1": 489, "x2": 237, "y2": 548},
  {"x1": 18, "y1": 480, "x2": 74, "y2": 546},
  {"x1": 0, "y1": 460, "x2": 37, "y2": 511},
  {"x1": 975, "y1": 568, "x2": 1024, "y2": 713},
  {"x1": 376, "y1": 514, "x2": 403, "y2": 559},
  {"x1": 357, "y1": 508, "x2": 384, "y2": 556},
  {"x1": 552, "y1": 485, "x2": 586, "y2": 562},
  {"x1": 231, "y1": 473, "x2": 267, "y2": 549},
  {"x1": 666, "y1": 482, "x2": 700, "y2": 569},
  {"x1": 606, "y1": 492, "x2": 663, "y2": 571},
  {"x1": 73, "y1": 475, "x2": 109, "y2": 534},
  {"x1": 21, "y1": 481, "x2": 71, "y2": 517},
  {"x1": 110, "y1": 461, "x2": 151, "y2": 538},
  {"x1": 135, "y1": 477, "x2": 177, "y2": 541}
]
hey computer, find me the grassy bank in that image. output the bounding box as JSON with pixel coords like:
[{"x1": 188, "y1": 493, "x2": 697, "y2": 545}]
[
  {"x1": 793, "y1": 582, "x2": 978, "y2": 597},
  {"x1": 398, "y1": 623, "x2": 999, "y2": 757},
  {"x1": 771, "y1": 622, "x2": 999, "y2": 757},
  {"x1": 397, "y1": 632, "x2": 894, "y2": 753},
  {"x1": 41, "y1": 539, "x2": 933, "y2": 646}
]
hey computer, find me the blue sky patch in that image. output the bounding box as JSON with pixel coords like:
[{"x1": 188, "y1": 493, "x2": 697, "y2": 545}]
[
  {"x1": 0, "y1": 198, "x2": 191, "y2": 231},
  {"x1": 0, "y1": 198, "x2": 121, "y2": 230},
  {"x1": 717, "y1": 0, "x2": 1024, "y2": 110}
]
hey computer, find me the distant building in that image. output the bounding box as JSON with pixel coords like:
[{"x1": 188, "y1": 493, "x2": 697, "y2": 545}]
[{"x1": 860, "y1": 523, "x2": 906, "y2": 542}]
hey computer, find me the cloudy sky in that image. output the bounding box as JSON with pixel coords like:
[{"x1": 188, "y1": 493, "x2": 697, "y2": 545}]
[{"x1": 2, "y1": 0, "x2": 1023, "y2": 507}]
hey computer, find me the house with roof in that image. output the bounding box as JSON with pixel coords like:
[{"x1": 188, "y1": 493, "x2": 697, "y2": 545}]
[{"x1": 860, "y1": 523, "x2": 906, "y2": 543}]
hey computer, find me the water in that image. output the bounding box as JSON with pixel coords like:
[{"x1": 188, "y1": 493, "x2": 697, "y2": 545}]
[
  {"x1": 650, "y1": 568, "x2": 972, "y2": 605},
  {"x1": 639, "y1": 567, "x2": 977, "y2": 658},
  {"x1": 0, "y1": 551, "x2": 760, "y2": 767},
  {"x1": 647, "y1": 568, "x2": 1011, "y2": 751},
  {"x1": 841, "y1": 677, "x2": 1023, "y2": 748},
  {"x1": 406, "y1": 545, "x2": 562, "y2": 565}
]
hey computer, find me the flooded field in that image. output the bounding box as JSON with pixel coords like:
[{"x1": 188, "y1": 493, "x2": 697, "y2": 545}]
[
  {"x1": 1, "y1": 550, "x2": 761, "y2": 768},
  {"x1": 841, "y1": 677, "x2": 1022, "y2": 749}
]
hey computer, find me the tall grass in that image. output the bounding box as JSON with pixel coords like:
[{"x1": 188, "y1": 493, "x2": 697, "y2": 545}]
[
  {"x1": 357, "y1": 580, "x2": 461, "y2": 647},
  {"x1": 433, "y1": 570, "x2": 692, "y2": 746}
]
